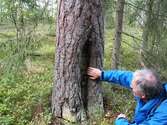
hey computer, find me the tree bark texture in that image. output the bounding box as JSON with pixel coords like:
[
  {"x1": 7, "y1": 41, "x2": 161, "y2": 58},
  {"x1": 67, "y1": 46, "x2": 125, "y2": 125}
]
[
  {"x1": 52, "y1": 0, "x2": 104, "y2": 124},
  {"x1": 111, "y1": 0, "x2": 125, "y2": 69}
]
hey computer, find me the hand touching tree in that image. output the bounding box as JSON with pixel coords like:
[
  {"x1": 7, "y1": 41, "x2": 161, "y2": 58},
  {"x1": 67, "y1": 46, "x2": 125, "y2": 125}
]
[{"x1": 87, "y1": 67, "x2": 102, "y2": 80}]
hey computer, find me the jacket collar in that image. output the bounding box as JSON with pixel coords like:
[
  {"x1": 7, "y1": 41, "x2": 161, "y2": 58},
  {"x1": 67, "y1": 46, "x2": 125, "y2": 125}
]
[
  {"x1": 133, "y1": 84, "x2": 167, "y2": 124},
  {"x1": 134, "y1": 97, "x2": 162, "y2": 124}
]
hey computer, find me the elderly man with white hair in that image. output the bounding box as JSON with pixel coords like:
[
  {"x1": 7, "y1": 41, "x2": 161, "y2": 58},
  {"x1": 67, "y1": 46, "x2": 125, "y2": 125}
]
[{"x1": 87, "y1": 67, "x2": 167, "y2": 125}]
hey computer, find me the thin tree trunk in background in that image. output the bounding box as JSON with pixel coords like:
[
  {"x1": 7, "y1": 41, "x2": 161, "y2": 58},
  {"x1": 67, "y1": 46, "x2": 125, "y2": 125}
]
[
  {"x1": 52, "y1": 0, "x2": 104, "y2": 124},
  {"x1": 111, "y1": 0, "x2": 125, "y2": 69},
  {"x1": 140, "y1": 0, "x2": 154, "y2": 67},
  {"x1": 142, "y1": 0, "x2": 152, "y2": 50},
  {"x1": 140, "y1": 0, "x2": 153, "y2": 67},
  {"x1": 141, "y1": 0, "x2": 163, "y2": 69}
]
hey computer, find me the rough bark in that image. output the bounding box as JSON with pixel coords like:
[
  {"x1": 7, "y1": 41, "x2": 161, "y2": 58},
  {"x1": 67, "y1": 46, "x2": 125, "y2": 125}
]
[
  {"x1": 111, "y1": 0, "x2": 125, "y2": 69},
  {"x1": 52, "y1": 0, "x2": 104, "y2": 124}
]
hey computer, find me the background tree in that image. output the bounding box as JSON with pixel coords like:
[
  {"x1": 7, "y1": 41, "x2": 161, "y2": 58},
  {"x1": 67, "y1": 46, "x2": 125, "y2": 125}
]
[
  {"x1": 0, "y1": 0, "x2": 57, "y2": 125},
  {"x1": 103, "y1": 0, "x2": 115, "y2": 29},
  {"x1": 52, "y1": 0, "x2": 104, "y2": 124},
  {"x1": 0, "y1": 0, "x2": 51, "y2": 75},
  {"x1": 111, "y1": 0, "x2": 125, "y2": 69},
  {"x1": 140, "y1": 0, "x2": 167, "y2": 75}
]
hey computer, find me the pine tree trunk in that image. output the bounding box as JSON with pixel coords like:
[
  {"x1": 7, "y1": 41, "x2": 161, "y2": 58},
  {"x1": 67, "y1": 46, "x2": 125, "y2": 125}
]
[
  {"x1": 52, "y1": 0, "x2": 104, "y2": 124},
  {"x1": 111, "y1": 0, "x2": 125, "y2": 69}
]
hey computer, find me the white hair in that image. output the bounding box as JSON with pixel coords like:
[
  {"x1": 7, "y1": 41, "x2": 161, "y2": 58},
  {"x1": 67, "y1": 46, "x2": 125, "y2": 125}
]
[{"x1": 133, "y1": 69, "x2": 162, "y2": 100}]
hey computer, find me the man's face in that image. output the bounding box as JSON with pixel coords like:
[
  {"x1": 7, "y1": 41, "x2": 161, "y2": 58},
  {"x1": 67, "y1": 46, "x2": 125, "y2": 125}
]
[
  {"x1": 130, "y1": 73, "x2": 145, "y2": 98},
  {"x1": 131, "y1": 69, "x2": 157, "y2": 100}
]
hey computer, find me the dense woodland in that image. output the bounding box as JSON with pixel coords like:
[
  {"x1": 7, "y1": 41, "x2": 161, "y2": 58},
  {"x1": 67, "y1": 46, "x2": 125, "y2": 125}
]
[{"x1": 1, "y1": 0, "x2": 167, "y2": 125}]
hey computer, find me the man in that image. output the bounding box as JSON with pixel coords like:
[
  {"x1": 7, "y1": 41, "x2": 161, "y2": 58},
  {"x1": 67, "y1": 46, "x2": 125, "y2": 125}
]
[{"x1": 87, "y1": 67, "x2": 167, "y2": 125}]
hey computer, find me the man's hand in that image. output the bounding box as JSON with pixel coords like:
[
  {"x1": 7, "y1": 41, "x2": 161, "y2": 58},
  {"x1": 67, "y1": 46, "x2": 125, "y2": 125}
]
[
  {"x1": 87, "y1": 67, "x2": 102, "y2": 80},
  {"x1": 116, "y1": 113, "x2": 127, "y2": 120}
]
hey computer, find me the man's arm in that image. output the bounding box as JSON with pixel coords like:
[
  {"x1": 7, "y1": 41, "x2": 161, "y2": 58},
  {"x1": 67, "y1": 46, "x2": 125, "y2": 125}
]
[{"x1": 87, "y1": 67, "x2": 133, "y2": 89}]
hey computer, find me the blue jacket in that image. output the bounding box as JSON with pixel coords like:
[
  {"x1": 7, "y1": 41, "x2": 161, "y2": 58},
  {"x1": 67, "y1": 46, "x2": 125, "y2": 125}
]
[{"x1": 100, "y1": 70, "x2": 167, "y2": 125}]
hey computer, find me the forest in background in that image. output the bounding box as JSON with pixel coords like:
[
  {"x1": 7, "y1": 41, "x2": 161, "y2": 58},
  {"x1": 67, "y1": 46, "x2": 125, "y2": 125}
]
[{"x1": 1, "y1": 0, "x2": 167, "y2": 124}]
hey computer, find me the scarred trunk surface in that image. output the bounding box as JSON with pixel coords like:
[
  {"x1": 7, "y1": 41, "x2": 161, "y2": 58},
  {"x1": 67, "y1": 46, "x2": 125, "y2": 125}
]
[{"x1": 52, "y1": 0, "x2": 104, "y2": 124}]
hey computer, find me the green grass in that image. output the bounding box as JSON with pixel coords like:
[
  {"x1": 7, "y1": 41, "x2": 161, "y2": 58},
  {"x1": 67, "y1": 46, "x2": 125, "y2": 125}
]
[
  {"x1": 0, "y1": 24, "x2": 16, "y2": 41},
  {"x1": 104, "y1": 29, "x2": 114, "y2": 69},
  {"x1": 0, "y1": 23, "x2": 55, "y2": 125}
]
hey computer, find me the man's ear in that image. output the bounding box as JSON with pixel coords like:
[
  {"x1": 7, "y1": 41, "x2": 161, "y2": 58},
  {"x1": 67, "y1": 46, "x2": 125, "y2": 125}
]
[{"x1": 141, "y1": 95, "x2": 146, "y2": 100}]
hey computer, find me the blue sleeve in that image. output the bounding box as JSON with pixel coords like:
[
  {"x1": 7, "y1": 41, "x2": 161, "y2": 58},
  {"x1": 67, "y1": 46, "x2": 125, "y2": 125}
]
[
  {"x1": 115, "y1": 118, "x2": 136, "y2": 125},
  {"x1": 100, "y1": 70, "x2": 133, "y2": 89}
]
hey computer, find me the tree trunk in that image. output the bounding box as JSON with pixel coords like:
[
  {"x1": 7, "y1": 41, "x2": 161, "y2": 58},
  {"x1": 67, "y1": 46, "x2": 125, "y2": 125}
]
[
  {"x1": 111, "y1": 0, "x2": 125, "y2": 69},
  {"x1": 52, "y1": 0, "x2": 104, "y2": 124},
  {"x1": 140, "y1": 0, "x2": 153, "y2": 66},
  {"x1": 140, "y1": 0, "x2": 161, "y2": 68}
]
